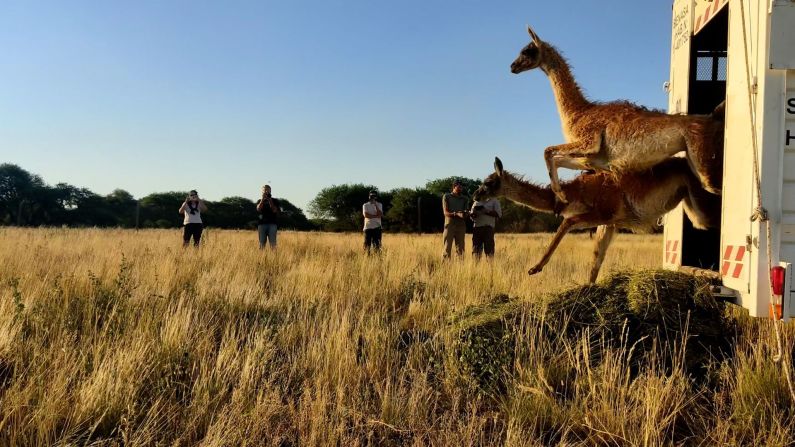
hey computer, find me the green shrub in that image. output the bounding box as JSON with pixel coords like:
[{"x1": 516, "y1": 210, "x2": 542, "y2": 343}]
[{"x1": 442, "y1": 295, "x2": 523, "y2": 394}]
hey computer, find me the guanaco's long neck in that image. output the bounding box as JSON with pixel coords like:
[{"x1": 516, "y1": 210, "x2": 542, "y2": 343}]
[
  {"x1": 499, "y1": 172, "x2": 557, "y2": 214},
  {"x1": 540, "y1": 45, "x2": 591, "y2": 126}
]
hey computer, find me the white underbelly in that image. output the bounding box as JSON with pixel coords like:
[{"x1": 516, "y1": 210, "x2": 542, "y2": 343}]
[{"x1": 604, "y1": 132, "x2": 685, "y2": 171}]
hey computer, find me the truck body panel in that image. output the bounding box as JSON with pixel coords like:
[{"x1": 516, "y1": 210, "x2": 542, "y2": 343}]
[{"x1": 665, "y1": 0, "x2": 795, "y2": 319}]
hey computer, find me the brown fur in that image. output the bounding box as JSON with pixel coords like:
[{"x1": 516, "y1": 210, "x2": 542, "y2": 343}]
[
  {"x1": 512, "y1": 26, "x2": 724, "y2": 203},
  {"x1": 474, "y1": 157, "x2": 720, "y2": 283}
]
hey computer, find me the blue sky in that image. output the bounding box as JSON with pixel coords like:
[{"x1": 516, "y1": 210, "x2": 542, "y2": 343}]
[{"x1": 1, "y1": 1, "x2": 673, "y2": 214}]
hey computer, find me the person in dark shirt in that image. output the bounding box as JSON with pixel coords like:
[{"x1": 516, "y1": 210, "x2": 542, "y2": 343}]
[{"x1": 256, "y1": 185, "x2": 281, "y2": 249}]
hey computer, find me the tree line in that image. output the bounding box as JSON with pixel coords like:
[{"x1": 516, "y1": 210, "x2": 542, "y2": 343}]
[
  {"x1": 305, "y1": 176, "x2": 561, "y2": 233},
  {"x1": 0, "y1": 164, "x2": 313, "y2": 230},
  {"x1": 1, "y1": 163, "x2": 560, "y2": 232}
]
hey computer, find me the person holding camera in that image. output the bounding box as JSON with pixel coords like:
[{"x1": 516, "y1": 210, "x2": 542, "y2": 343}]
[
  {"x1": 470, "y1": 196, "x2": 502, "y2": 259},
  {"x1": 362, "y1": 190, "x2": 383, "y2": 254},
  {"x1": 442, "y1": 180, "x2": 469, "y2": 258},
  {"x1": 179, "y1": 190, "x2": 207, "y2": 247},
  {"x1": 256, "y1": 184, "x2": 281, "y2": 249}
]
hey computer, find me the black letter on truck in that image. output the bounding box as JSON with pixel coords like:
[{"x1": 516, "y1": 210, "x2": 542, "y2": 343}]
[
  {"x1": 788, "y1": 129, "x2": 795, "y2": 147},
  {"x1": 788, "y1": 98, "x2": 795, "y2": 114}
]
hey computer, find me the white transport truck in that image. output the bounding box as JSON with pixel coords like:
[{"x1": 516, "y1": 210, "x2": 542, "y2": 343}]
[{"x1": 663, "y1": 0, "x2": 795, "y2": 320}]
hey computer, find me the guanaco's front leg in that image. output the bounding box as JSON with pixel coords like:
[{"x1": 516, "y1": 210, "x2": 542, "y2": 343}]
[
  {"x1": 543, "y1": 135, "x2": 601, "y2": 203},
  {"x1": 588, "y1": 225, "x2": 616, "y2": 283},
  {"x1": 528, "y1": 217, "x2": 577, "y2": 276}
]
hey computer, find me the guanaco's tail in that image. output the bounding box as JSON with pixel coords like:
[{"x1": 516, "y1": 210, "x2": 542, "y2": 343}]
[{"x1": 710, "y1": 100, "x2": 726, "y2": 121}]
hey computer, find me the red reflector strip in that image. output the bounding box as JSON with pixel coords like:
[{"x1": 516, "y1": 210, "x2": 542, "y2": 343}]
[
  {"x1": 771, "y1": 266, "x2": 785, "y2": 295},
  {"x1": 732, "y1": 263, "x2": 743, "y2": 278},
  {"x1": 664, "y1": 240, "x2": 680, "y2": 265},
  {"x1": 720, "y1": 244, "x2": 746, "y2": 279},
  {"x1": 734, "y1": 246, "x2": 746, "y2": 261}
]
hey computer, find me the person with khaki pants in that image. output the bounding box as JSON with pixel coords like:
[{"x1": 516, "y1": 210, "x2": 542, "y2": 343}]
[{"x1": 442, "y1": 180, "x2": 469, "y2": 258}]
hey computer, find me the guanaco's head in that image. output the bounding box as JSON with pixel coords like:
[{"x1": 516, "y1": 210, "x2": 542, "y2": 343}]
[
  {"x1": 511, "y1": 26, "x2": 545, "y2": 74},
  {"x1": 473, "y1": 157, "x2": 504, "y2": 201}
]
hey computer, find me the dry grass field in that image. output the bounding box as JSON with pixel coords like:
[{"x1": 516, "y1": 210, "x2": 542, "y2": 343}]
[{"x1": 0, "y1": 228, "x2": 793, "y2": 446}]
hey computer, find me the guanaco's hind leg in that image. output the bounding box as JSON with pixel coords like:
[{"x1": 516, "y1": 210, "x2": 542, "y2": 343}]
[
  {"x1": 543, "y1": 135, "x2": 602, "y2": 202},
  {"x1": 528, "y1": 217, "x2": 578, "y2": 276},
  {"x1": 682, "y1": 177, "x2": 722, "y2": 230},
  {"x1": 588, "y1": 225, "x2": 616, "y2": 283}
]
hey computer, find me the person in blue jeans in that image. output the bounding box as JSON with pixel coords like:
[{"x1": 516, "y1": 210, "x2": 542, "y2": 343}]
[{"x1": 256, "y1": 185, "x2": 281, "y2": 249}]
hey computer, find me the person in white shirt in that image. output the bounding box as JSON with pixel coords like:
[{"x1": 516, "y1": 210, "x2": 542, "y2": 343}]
[
  {"x1": 362, "y1": 190, "x2": 384, "y2": 254},
  {"x1": 178, "y1": 190, "x2": 208, "y2": 247},
  {"x1": 470, "y1": 197, "x2": 502, "y2": 258}
]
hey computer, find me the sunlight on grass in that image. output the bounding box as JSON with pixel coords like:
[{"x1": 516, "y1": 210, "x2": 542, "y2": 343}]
[{"x1": 0, "y1": 228, "x2": 792, "y2": 445}]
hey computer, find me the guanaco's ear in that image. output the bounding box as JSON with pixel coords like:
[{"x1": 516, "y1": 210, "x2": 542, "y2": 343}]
[
  {"x1": 494, "y1": 157, "x2": 504, "y2": 176},
  {"x1": 526, "y1": 25, "x2": 540, "y2": 44}
]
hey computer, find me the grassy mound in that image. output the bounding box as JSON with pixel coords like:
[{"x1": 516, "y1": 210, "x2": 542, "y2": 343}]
[
  {"x1": 443, "y1": 270, "x2": 735, "y2": 394},
  {"x1": 441, "y1": 294, "x2": 524, "y2": 393},
  {"x1": 547, "y1": 269, "x2": 734, "y2": 375}
]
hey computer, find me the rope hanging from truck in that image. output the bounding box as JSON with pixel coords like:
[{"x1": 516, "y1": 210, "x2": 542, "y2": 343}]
[{"x1": 739, "y1": 0, "x2": 795, "y2": 403}]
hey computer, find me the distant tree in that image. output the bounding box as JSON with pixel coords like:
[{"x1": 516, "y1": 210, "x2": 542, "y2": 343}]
[
  {"x1": 107, "y1": 189, "x2": 135, "y2": 203},
  {"x1": 496, "y1": 200, "x2": 561, "y2": 233},
  {"x1": 308, "y1": 184, "x2": 379, "y2": 231},
  {"x1": 385, "y1": 187, "x2": 443, "y2": 232},
  {"x1": 105, "y1": 189, "x2": 138, "y2": 227},
  {"x1": 207, "y1": 196, "x2": 257, "y2": 229},
  {"x1": 0, "y1": 163, "x2": 48, "y2": 225},
  {"x1": 139, "y1": 191, "x2": 189, "y2": 228},
  {"x1": 49, "y1": 183, "x2": 116, "y2": 226},
  {"x1": 424, "y1": 176, "x2": 481, "y2": 197},
  {"x1": 309, "y1": 218, "x2": 333, "y2": 231},
  {"x1": 278, "y1": 199, "x2": 316, "y2": 231}
]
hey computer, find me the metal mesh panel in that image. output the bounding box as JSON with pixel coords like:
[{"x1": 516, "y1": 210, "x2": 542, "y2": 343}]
[
  {"x1": 695, "y1": 51, "x2": 727, "y2": 81},
  {"x1": 717, "y1": 57, "x2": 727, "y2": 81},
  {"x1": 696, "y1": 57, "x2": 713, "y2": 81}
]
